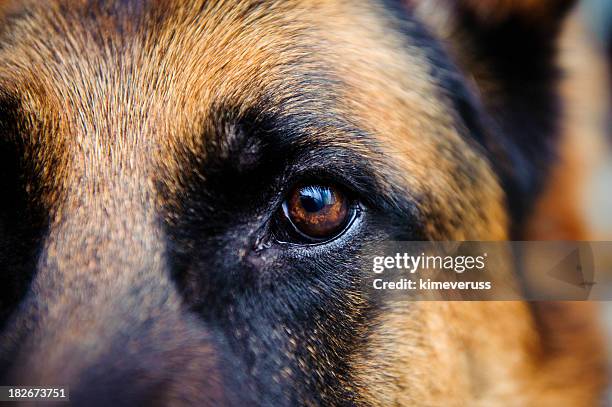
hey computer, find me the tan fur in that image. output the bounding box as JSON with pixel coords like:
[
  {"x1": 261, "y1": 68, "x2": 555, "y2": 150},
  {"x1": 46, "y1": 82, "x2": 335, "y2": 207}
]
[
  {"x1": 312, "y1": 2, "x2": 509, "y2": 241},
  {"x1": 0, "y1": 1, "x2": 606, "y2": 405}
]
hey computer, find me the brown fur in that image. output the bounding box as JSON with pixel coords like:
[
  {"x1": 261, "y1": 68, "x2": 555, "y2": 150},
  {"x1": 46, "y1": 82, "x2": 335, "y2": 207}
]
[{"x1": 0, "y1": 0, "x2": 607, "y2": 405}]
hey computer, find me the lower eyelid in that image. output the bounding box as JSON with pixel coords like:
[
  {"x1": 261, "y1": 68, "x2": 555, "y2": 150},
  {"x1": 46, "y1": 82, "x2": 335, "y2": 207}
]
[{"x1": 275, "y1": 202, "x2": 364, "y2": 249}]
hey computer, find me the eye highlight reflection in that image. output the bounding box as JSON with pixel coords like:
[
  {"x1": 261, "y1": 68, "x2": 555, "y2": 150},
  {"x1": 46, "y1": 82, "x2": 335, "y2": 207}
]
[{"x1": 282, "y1": 184, "x2": 350, "y2": 241}]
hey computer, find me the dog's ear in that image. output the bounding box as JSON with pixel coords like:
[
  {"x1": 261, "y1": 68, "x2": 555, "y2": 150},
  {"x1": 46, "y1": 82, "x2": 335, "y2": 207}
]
[{"x1": 408, "y1": 0, "x2": 577, "y2": 233}]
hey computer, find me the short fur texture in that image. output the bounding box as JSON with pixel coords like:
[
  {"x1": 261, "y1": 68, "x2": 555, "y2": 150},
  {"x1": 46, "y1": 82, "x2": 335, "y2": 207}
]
[{"x1": 0, "y1": 1, "x2": 607, "y2": 405}]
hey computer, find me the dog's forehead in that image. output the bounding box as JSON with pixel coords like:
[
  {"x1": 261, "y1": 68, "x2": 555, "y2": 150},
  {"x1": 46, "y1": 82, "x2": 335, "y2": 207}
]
[
  {"x1": 0, "y1": 0, "x2": 322, "y2": 135},
  {"x1": 0, "y1": 0, "x2": 506, "y2": 239},
  {"x1": 0, "y1": 1, "x2": 338, "y2": 196},
  {"x1": 0, "y1": 1, "x2": 402, "y2": 184},
  {"x1": 0, "y1": 0, "x2": 443, "y2": 143}
]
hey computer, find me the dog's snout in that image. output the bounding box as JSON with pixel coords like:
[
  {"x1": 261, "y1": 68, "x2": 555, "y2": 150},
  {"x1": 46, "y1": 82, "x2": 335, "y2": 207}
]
[
  {"x1": 6, "y1": 311, "x2": 231, "y2": 406},
  {"x1": 0, "y1": 181, "x2": 237, "y2": 405},
  {"x1": 3, "y1": 269, "x2": 233, "y2": 406}
]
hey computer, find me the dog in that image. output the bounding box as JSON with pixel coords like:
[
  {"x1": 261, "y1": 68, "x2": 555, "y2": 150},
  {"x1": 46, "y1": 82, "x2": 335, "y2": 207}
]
[{"x1": 0, "y1": 0, "x2": 607, "y2": 405}]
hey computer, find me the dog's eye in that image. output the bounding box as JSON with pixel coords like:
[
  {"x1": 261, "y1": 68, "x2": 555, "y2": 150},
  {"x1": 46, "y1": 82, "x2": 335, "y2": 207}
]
[{"x1": 281, "y1": 184, "x2": 351, "y2": 241}]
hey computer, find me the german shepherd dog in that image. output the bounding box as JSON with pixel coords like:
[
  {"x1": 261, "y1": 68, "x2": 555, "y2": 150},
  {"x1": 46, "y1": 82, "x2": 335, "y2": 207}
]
[{"x1": 0, "y1": 0, "x2": 607, "y2": 405}]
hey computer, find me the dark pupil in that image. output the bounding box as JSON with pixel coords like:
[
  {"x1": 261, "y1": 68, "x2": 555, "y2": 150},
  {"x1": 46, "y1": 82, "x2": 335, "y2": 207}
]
[{"x1": 299, "y1": 186, "x2": 333, "y2": 213}]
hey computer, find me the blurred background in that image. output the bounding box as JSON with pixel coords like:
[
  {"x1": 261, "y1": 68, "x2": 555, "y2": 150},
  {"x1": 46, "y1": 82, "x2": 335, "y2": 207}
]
[
  {"x1": 566, "y1": 0, "x2": 611, "y2": 239},
  {"x1": 561, "y1": 0, "x2": 612, "y2": 402}
]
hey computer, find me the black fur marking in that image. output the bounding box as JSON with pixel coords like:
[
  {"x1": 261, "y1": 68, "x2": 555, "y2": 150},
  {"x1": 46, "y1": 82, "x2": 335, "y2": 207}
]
[
  {"x1": 454, "y1": 4, "x2": 574, "y2": 234},
  {"x1": 162, "y1": 102, "x2": 422, "y2": 405},
  {"x1": 0, "y1": 96, "x2": 47, "y2": 363}
]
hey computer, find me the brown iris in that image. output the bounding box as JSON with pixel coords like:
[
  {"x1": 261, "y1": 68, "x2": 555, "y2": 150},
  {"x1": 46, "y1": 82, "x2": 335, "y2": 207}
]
[{"x1": 284, "y1": 184, "x2": 350, "y2": 239}]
